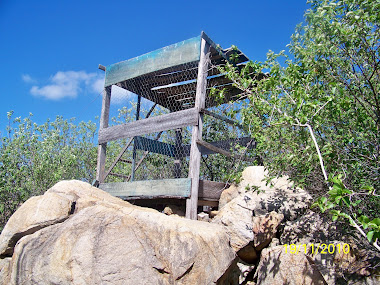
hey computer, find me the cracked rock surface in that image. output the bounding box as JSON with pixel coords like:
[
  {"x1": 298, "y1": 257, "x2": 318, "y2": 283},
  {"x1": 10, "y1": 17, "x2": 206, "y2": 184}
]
[{"x1": 0, "y1": 180, "x2": 236, "y2": 285}]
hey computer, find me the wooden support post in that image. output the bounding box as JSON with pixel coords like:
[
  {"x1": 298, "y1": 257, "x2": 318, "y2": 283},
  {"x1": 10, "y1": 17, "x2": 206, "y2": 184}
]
[
  {"x1": 186, "y1": 34, "x2": 210, "y2": 219},
  {"x1": 96, "y1": 86, "x2": 112, "y2": 183},
  {"x1": 131, "y1": 94, "x2": 141, "y2": 181},
  {"x1": 174, "y1": 128, "x2": 182, "y2": 178}
]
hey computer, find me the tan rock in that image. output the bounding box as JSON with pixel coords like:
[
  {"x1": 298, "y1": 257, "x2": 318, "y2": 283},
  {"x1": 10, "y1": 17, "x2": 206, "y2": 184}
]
[
  {"x1": 252, "y1": 212, "x2": 284, "y2": 251},
  {"x1": 255, "y1": 245, "x2": 327, "y2": 285},
  {"x1": 212, "y1": 207, "x2": 283, "y2": 263},
  {"x1": 280, "y1": 210, "x2": 337, "y2": 245},
  {"x1": 2, "y1": 180, "x2": 236, "y2": 285},
  {"x1": 197, "y1": 212, "x2": 210, "y2": 222},
  {"x1": 163, "y1": 204, "x2": 185, "y2": 216},
  {"x1": 0, "y1": 257, "x2": 11, "y2": 284},
  {"x1": 219, "y1": 184, "x2": 240, "y2": 209},
  {"x1": 0, "y1": 192, "x2": 74, "y2": 257},
  {"x1": 219, "y1": 166, "x2": 312, "y2": 222}
]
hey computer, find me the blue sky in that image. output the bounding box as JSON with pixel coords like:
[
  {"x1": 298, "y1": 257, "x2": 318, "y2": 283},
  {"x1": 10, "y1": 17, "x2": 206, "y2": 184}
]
[{"x1": 0, "y1": 0, "x2": 308, "y2": 134}]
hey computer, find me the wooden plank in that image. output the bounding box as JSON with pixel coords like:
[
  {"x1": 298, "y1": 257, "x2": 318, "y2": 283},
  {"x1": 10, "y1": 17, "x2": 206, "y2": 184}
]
[
  {"x1": 103, "y1": 137, "x2": 134, "y2": 181},
  {"x1": 98, "y1": 108, "x2": 199, "y2": 144},
  {"x1": 99, "y1": 178, "x2": 191, "y2": 199},
  {"x1": 131, "y1": 95, "x2": 142, "y2": 181},
  {"x1": 125, "y1": 131, "x2": 164, "y2": 181},
  {"x1": 96, "y1": 86, "x2": 111, "y2": 183},
  {"x1": 196, "y1": 139, "x2": 233, "y2": 158},
  {"x1": 198, "y1": 200, "x2": 219, "y2": 207},
  {"x1": 174, "y1": 128, "x2": 182, "y2": 178},
  {"x1": 103, "y1": 103, "x2": 157, "y2": 181},
  {"x1": 109, "y1": 172, "x2": 129, "y2": 179},
  {"x1": 186, "y1": 36, "x2": 210, "y2": 220},
  {"x1": 134, "y1": 136, "x2": 175, "y2": 157},
  {"x1": 197, "y1": 139, "x2": 256, "y2": 162},
  {"x1": 105, "y1": 36, "x2": 201, "y2": 87},
  {"x1": 200, "y1": 108, "x2": 243, "y2": 128},
  {"x1": 198, "y1": 180, "x2": 229, "y2": 201}
]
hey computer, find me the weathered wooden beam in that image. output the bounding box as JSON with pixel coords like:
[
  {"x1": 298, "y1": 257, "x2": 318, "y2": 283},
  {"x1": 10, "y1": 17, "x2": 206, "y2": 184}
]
[
  {"x1": 196, "y1": 139, "x2": 232, "y2": 157},
  {"x1": 198, "y1": 180, "x2": 229, "y2": 201},
  {"x1": 99, "y1": 178, "x2": 191, "y2": 199},
  {"x1": 134, "y1": 136, "x2": 174, "y2": 157},
  {"x1": 103, "y1": 103, "x2": 157, "y2": 182},
  {"x1": 197, "y1": 200, "x2": 219, "y2": 207},
  {"x1": 131, "y1": 95, "x2": 142, "y2": 181},
  {"x1": 186, "y1": 36, "x2": 210, "y2": 220},
  {"x1": 125, "y1": 131, "x2": 164, "y2": 182},
  {"x1": 96, "y1": 86, "x2": 111, "y2": 183},
  {"x1": 200, "y1": 108, "x2": 243, "y2": 129},
  {"x1": 105, "y1": 36, "x2": 201, "y2": 87},
  {"x1": 174, "y1": 128, "x2": 183, "y2": 178},
  {"x1": 196, "y1": 139, "x2": 256, "y2": 162},
  {"x1": 98, "y1": 108, "x2": 198, "y2": 144},
  {"x1": 109, "y1": 172, "x2": 129, "y2": 179},
  {"x1": 103, "y1": 137, "x2": 134, "y2": 181}
]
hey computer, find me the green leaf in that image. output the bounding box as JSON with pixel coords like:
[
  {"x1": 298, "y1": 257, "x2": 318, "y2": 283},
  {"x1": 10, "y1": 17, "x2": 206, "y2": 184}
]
[
  {"x1": 367, "y1": 231, "x2": 375, "y2": 242},
  {"x1": 369, "y1": 218, "x2": 380, "y2": 227}
]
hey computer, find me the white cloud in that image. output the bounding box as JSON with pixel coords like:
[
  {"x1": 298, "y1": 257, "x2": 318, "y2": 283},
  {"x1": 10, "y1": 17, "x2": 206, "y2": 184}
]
[
  {"x1": 92, "y1": 78, "x2": 104, "y2": 94},
  {"x1": 29, "y1": 70, "x2": 136, "y2": 104},
  {"x1": 22, "y1": 74, "x2": 36, "y2": 83},
  {"x1": 30, "y1": 71, "x2": 103, "y2": 100}
]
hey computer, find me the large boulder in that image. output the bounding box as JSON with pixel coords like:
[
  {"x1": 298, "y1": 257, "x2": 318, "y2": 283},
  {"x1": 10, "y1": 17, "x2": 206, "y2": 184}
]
[
  {"x1": 280, "y1": 210, "x2": 337, "y2": 245},
  {"x1": 280, "y1": 210, "x2": 380, "y2": 284},
  {"x1": 0, "y1": 192, "x2": 74, "y2": 257},
  {"x1": 213, "y1": 166, "x2": 311, "y2": 263},
  {"x1": 220, "y1": 166, "x2": 313, "y2": 220},
  {"x1": 255, "y1": 245, "x2": 327, "y2": 285},
  {"x1": 0, "y1": 180, "x2": 236, "y2": 285}
]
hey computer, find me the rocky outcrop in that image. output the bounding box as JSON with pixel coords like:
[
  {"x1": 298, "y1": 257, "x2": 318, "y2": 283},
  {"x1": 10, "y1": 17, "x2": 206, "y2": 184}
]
[
  {"x1": 0, "y1": 180, "x2": 236, "y2": 285},
  {"x1": 219, "y1": 166, "x2": 313, "y2": 220},
  {"x1": 280, "y1": 210, "x2": 337, "y2": 245},
  {"x1": 255, "y1": 245, "x2": 327, "y2": 285},
  {"x1": 0, "y1": 192, "x2": 74, "y2": 257},
  {"x1": 0, "y1": 166, "x2": 378, "y2": 285},
  {"x1": 213, "y1": 166, "x2": 312, "y2": 263}
]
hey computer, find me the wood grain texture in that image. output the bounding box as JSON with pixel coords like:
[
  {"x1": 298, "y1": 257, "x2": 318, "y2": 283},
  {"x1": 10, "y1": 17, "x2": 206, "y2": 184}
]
[
  {"x1": 96, "y1": 86, "x2": 111, "y2": 183},
  {"x1": 134, "y1": 136, "x2": 174, "y2": 157},
  {"x1": 125, "y1": 131, "x2": 163, "y2": 182},
  {"x1": 103, "y1": 137, "x2": 134, "y2": 181},
  {"x1": 198, "y1": 180, "x2": 229, "y2": 200},
  {"x1": 200, "y1": 108, "x2": 243, "y2": 128},
  {"x1": 196, "y1": 139, "x2": 256, "y2": 162},
  {"x1": 186, "y1": 36, "x2": 210, "y2": 219},
  {"x1": 98, "y1": 108, "x2": 199, "y2": 144},
  {"x1": 196, "y1": 139, "x2": 232, "y2": 157},
  {"x1": 99, "y1": 178, "x2": 191, "y2": 199},
  {"x1": 105, "y1": 36, "x2": 201, "y2": 87},
  {"x1": 103, "y1": 103, "x2": 157, "y2": 181}
]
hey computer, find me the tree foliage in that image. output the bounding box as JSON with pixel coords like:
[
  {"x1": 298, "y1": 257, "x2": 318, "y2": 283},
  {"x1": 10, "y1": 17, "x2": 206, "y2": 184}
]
[
  {"x1": 0, "y1": 112, "x2": 98, "y2": 230},
  {"x1": 218, "y1": 0, "x2": 379, "y2": 250}
]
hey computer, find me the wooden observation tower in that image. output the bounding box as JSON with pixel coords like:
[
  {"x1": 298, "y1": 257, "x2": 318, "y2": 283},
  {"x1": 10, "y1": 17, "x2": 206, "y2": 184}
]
[{"x1": 95, "y1": 32, "x2": 256, "y2": 219}]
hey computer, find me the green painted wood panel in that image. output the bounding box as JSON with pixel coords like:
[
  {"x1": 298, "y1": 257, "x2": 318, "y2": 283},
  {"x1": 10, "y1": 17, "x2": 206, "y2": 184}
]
[
  {"x1": 105, "y1": 36, "x2": 201, "y2": 87},
  {"x1": 99, "y1": 178, "x2": 191, "y2": 198},
  {"x1": 134, "y1": 136, "x2": 175, "y2": 157}
]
